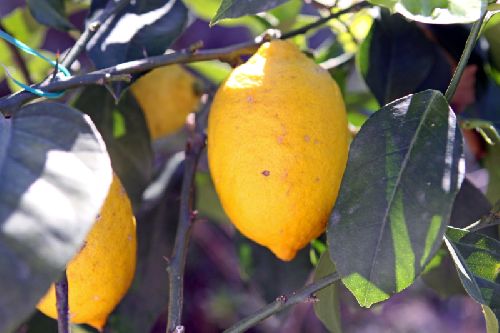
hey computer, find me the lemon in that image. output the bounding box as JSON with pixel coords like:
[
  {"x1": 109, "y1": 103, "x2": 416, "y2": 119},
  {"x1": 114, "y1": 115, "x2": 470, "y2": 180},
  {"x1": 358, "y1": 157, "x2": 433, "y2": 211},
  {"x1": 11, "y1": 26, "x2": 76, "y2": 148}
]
[
  {"x1": 207, "y1": 40, "x2": 349, "y2": 261},
  {"x1": 37, "y1": 174, "x2": 137, "y2": 330},
  {"x1": 131, "y1": 64, "x2": 201, "y2": 139}
]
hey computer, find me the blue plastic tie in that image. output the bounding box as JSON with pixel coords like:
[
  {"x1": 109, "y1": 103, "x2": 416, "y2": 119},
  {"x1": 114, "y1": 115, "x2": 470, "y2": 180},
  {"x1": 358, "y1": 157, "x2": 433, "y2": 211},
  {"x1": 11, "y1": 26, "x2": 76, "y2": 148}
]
[{"x1": 0, "y1": 29, "x2": 71, "y2": 98}]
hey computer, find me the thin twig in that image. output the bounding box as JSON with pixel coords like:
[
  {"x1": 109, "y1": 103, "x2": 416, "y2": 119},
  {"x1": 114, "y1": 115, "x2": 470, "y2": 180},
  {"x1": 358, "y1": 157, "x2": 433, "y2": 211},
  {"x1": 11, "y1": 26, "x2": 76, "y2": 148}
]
[
  {"x1": 0, "y1": 1, "x2": 369, "y2": 115},
  {"x1": 281, "y1": 1, "x2": 370, "y2": 39},
  {"x1": 166, "y1": 96, "x2": 211, "y2": 333},
  {"x1": 55, "y1": 272, "x2": 70, "y2": 333},
  {"x1": 444, "y1": 10, "x2": 487, "y2": 102},
  {"x1": 223, "y1": 272, "x2": 340, "y2": 333},
  {"x1": 0, "y1": 22, "x2": 33, "y2": 85},
  {"x1": 61, "y1": 0, "x2": 130, "y2": 68}
]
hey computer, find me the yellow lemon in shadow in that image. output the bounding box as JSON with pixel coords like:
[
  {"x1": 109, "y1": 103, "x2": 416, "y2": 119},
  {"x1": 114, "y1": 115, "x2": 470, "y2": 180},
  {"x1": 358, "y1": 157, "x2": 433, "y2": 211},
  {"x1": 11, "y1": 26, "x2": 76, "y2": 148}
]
[
  {"x1": 131, "y1": 64, "x2": 201, "y2": 140},
  {"x1": 208, "y1": 40, "x2": 349, "y2": 261},
  {"x1": 37, "y1": 174, "x2": 136, "y2": 331}
]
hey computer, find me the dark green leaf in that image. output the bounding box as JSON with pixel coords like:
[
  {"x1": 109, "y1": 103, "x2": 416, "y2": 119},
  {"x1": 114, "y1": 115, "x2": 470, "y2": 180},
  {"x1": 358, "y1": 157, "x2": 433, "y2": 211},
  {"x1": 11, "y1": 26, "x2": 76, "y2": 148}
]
[
  {"x1": 26, "y1": 0, "x2": 74, "y2": 30},
  {"x1": 86, "y1": 0, "x2": 188, "y2": 95},
  {"x1": 485, "y1": 144, "x2": 500, "y2": 203},
  {"x1": 420, "y1": 247, "x2": 465, "y2": 297},
  {"x1": 313, "y1": 254, "x2": 342, "y2": 333},
  {"x1": 445, "y1": 227, "x2": 500, "y2": 320},
  {"x1": 357, "y1": 12, "x2": 451, "y2": 106},
  {"x1": 74, "y1": 86, "x2": 153, "y2": 210},
  {"x1": 368, "y1": 0, "x2": 487, "y2": 24},
  {"x1": 328, "y1": 90, "x2": 464, "y2": 307},
  {"x1": 211, "y1": 0, "x2": 290, "y2": 25},
  {"x1": 0, "y1": 102, "x2": 112, "y2": 333},
  {"x1": 450, "y1": 178, "x2": 497, "y2": 237}
]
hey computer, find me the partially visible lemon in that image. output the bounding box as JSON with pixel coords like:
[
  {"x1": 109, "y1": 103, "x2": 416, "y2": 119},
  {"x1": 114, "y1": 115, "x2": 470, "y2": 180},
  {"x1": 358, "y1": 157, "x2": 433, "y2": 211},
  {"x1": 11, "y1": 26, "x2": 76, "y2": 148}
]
[
  {"x1": 37, "y1": 174, "x2": 137, "y2": 331},
  {"x1": 131, "y1": 65, "x2": 201, "y2": 139},
  {"x1": 208, "y1": 40, "x2": 349, "y2": 261}
]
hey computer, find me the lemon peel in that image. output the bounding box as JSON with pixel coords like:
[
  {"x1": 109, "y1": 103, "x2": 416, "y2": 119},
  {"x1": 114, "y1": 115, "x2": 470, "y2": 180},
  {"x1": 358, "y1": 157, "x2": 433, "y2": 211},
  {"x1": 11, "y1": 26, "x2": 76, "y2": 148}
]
[{"x1": 208, "y1": 40, "x2": 349, "y2": 261}]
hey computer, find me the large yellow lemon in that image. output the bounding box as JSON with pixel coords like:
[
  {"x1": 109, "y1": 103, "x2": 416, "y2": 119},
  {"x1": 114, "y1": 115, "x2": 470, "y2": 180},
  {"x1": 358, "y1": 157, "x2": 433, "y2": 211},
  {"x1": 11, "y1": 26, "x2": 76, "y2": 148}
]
[
  {"x1": 37, "y1": 175, "x2": 136, "y2": 330},
  {"x1": 207, "y1": 40, "x2": 349, "y2": 261},
  {"x1": 131, "y1": 64, "x2": 201, "y2": 139}
]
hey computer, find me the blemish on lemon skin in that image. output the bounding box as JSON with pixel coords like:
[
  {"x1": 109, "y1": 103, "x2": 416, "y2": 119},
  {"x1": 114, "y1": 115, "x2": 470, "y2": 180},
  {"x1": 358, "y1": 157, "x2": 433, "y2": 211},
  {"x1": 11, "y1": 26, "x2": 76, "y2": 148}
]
[
  {"x1": 207, "y1": 40, "x2": 348, "y2": 261},
  {"x1": 247, "y1": 96, "x2": 254, "y2": 103},
  {"x1": 314, "y1": 139, "x2": 320, "y2": 144},
  {"x1": 262, "y1": 170, "x2": 270, "y2": 176},
  {"x1": 315, "y1": 177, "x2": 320, "y2": 183}
]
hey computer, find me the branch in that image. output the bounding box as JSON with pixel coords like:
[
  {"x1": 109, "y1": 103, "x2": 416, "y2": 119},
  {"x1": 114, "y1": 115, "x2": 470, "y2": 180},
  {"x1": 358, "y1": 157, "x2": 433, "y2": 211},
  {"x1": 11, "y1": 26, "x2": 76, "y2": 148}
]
[
  {"x1": 166, "y1": 96, "x2": 211, "y2": 333},
  {"x1": 0, "y1": 22, "x2": 33, "y2": 85},
  {"x1": 444, "y1": 10, "x2": 487, "y2": 102},
  {"x1": 281, "y1": 1, "x2": 370, "y2": 39},
  {"x1": 61, "y1": 0, "x2": 130, "y2": 68},
  {"x1": 223, "y1": 272, "x2": 341, "y2": 333},
  {"x1": 0, "y1": 1, "x2": 369, "y2": 114},
  {"x1": 55, "y1": 272, "x2": 70, "y2": 333}
]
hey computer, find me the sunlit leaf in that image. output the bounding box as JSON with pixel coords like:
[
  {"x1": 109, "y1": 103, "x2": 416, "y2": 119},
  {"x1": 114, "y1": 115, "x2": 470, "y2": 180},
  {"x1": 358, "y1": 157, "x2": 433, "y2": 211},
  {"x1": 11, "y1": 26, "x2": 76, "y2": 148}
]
[
  {"x1": 445, "y1": 227, "x2": 500, "y2": 325},
  {"x1": 0, "y1": 102, "x2": 112, "y2": 332},
  {"x1": 328, "y1": 90, "x2": 464, "y2": 307},
  {"x1": 211, "y1": 0, "x2": 291, "y2": 25},
  {"x1": 86, "y1": 0, "x2": 188, "y2": 95},
  {"x1": 369, "y1": 0, "x2": 487, "y2": 24}
]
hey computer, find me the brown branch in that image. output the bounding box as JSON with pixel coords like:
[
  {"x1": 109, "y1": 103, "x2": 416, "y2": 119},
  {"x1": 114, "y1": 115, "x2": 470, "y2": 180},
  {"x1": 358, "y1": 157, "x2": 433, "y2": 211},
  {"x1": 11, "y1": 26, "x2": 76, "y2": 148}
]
[
  {"x1": 223, "y1": 272, "x2": 340, "y2": 333},
  {"x1": 166, "y1": 96, "x2": 211, "y2": 333},
  {"x1": 55, "y1": 272, "x2": 70, "y2": 333},
  {"x1": 0, "y1": 1, "x2": 370, "y2": 115}
]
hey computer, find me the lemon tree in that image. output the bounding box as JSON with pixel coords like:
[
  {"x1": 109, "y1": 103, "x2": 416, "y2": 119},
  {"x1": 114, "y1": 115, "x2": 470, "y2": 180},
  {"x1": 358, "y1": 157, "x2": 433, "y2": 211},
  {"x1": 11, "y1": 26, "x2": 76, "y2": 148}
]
[{"x1": 0, "y1": 0, "x2": 499, "y2": 333}]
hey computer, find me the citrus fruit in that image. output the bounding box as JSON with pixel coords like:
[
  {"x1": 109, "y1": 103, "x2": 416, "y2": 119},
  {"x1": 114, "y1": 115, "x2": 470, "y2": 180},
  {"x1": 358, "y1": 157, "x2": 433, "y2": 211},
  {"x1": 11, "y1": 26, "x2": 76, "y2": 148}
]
[
  {"x1": 37, "y1": 174, "x2": 137, "y2": 330},
  {"x1": 207, "y1": 40, "x2": 349, "y2": 261},
  {"x1": 131, "y1": 64, "x2": 201, "y2": 139}
]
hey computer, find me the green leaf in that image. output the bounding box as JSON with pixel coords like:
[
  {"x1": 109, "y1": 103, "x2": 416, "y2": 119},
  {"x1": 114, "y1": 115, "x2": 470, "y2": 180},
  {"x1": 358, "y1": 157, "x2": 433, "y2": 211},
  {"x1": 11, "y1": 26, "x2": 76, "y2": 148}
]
[
  {"x1": 0, "y1": 102, "x2": 112, "y2": 333},
  {"x1": 483, "y1": 305, "x2": 500, "y2": 333},
  {"x1": 445, "y1": 227, "x2": 500, "y2": 323},
  {"x1": 26, "y1": 0, "x2": 74, "y2": 30},
  {"x1": 357, "y1": 12, "x2": 451, "y2": 106},
  {"x1": 188, "y1": 61, "x2": 231, "y2": 84},
  {"x1": 313, "y1": 254, "x2": 342, "y2": 333},
  {"x1": 450, "y1": 179, "x2": 498, "y2": 237},
  {"x1": 485, "y1": 144, "x2": 500, "y2": 203},
  {"x1": 484, "y1": 13, "x2": 500, "y2": 73},
  {"x1": 211, "y1": 0, "x2": 290, "y2": 25},
  {"x1": 420, "y1": 247, "x2": 465, "y2": 297},
  {"x1": 369, "y1": 0, "x2": 487, "y2": 24},
  {"x1": 86, "y1": 0, "x2": 188, "y2": 96},
  {"x1": 328, "y1": 90, "x2": 464, "y2": 307},
  {"x1": 74, "y1": 86, "x2": 153, "y2": 210}
]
